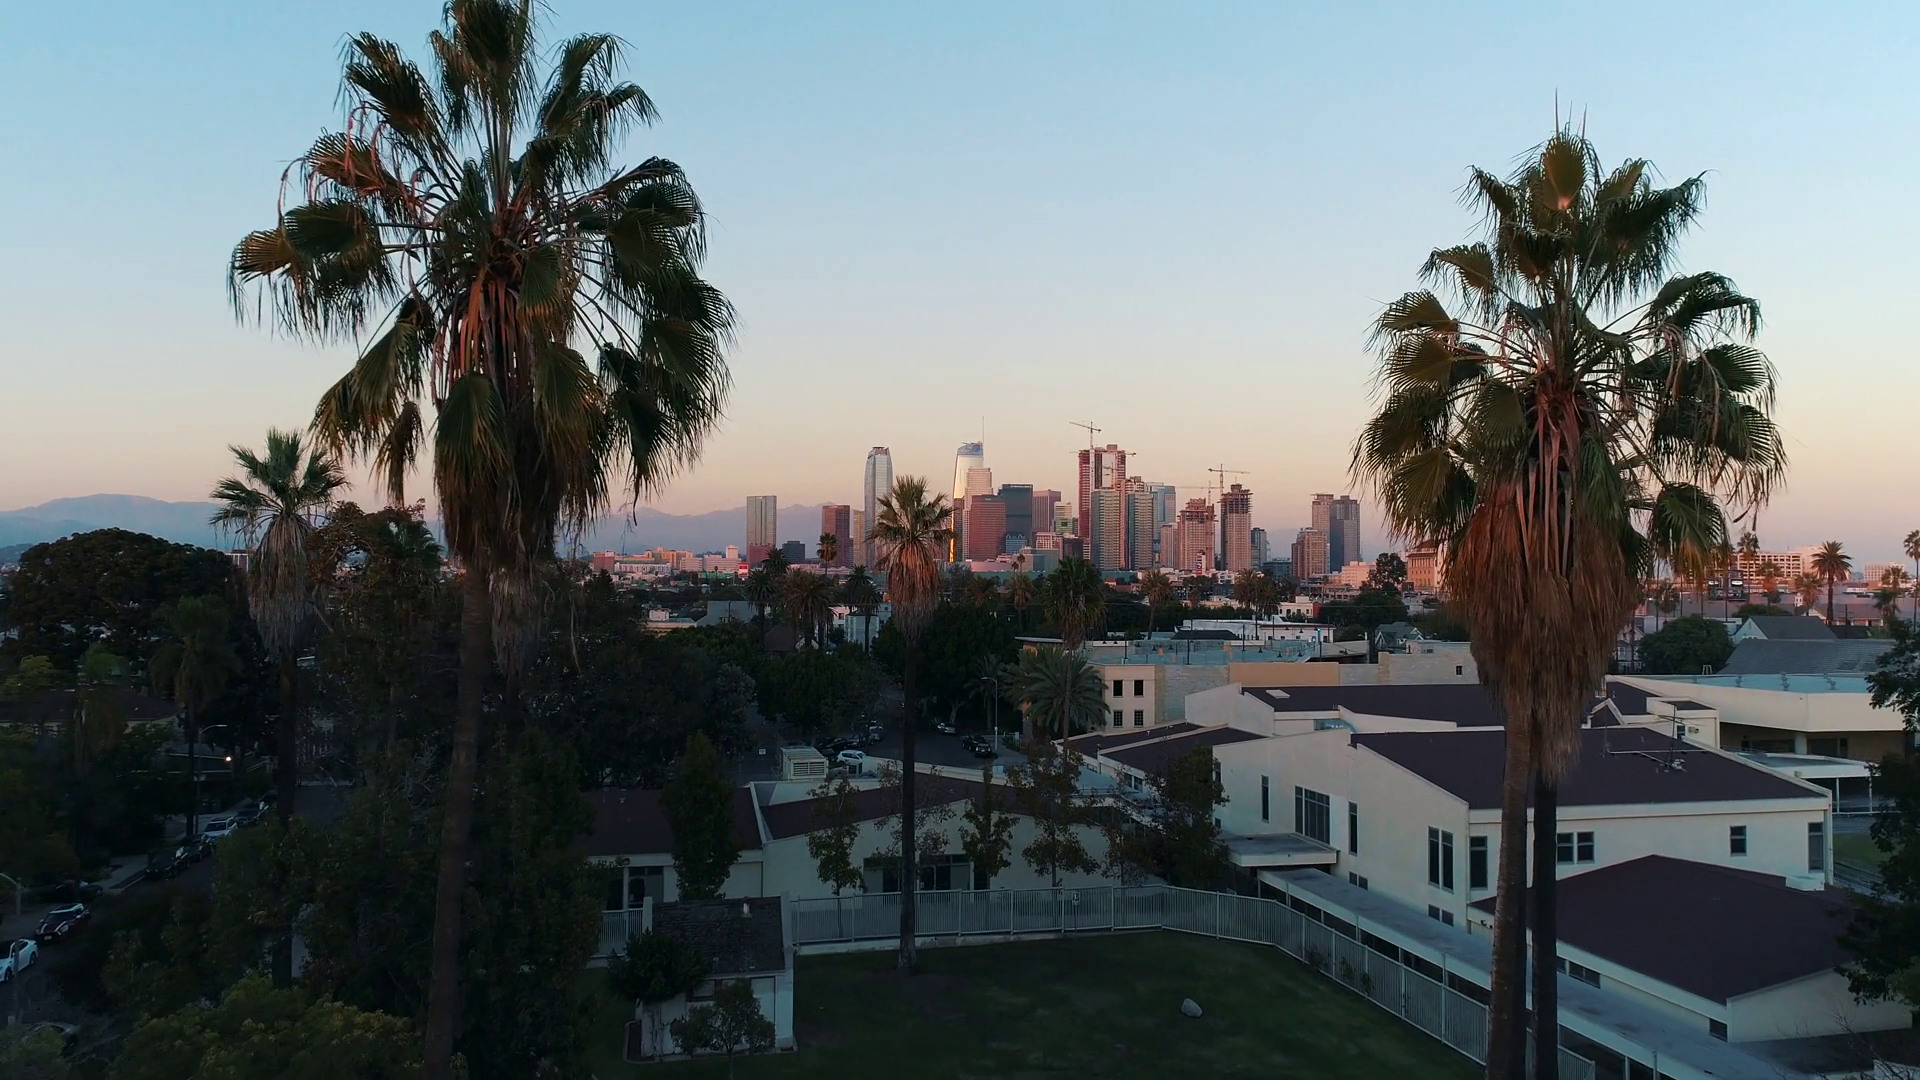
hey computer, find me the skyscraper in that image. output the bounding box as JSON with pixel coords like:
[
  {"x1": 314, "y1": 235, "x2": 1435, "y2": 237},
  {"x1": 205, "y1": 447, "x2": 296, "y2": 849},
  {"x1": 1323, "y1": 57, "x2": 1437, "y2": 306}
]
[
  {"x1": 963, "y1": 494, "x2": 1007, "y2": 560},
  {"x1": 1089, "y1": 488, "x2": 1125, "y2": 571},
  {"x1": 820, "y1": 504, "x2": 851, "y2": 567},
  {"x1": 1311, "y1": 493, "x2": 1362, "y2": 570},
  {"x1": 1076, "y1": 444, "x2": 1126, "y2": 542},
  {"x1": 746, "y1": 495, "x2": 778, "y2": 568},
  {"x1": 863, "y1": 447, "x2": 892, "y2": 566},
  {"x1": 1292, "y1": 527, "x2": 1329, "y2": 579},
  {"x1": 1126, "y1": 487, "x2": 1157, "y2": 570},
  {"x1": 1251, "y1": 527, "x2": 1270, "y2": 568},
  {"x1": 1175, "y1": 498, "x2": 1215, "y2": 574},
  {"x1": 998, "y1": 484, "x2": 1034, "y2": 550},
  {"x1": 1219, "y1": 483, "x2": 1253, "y2": 572},
  {"x1": 850, "y1": 509, "x2": 866, "y2": 567},
  {"x1": 1033, "y1": 489, "x2": 1061, "y2": 541},
  {"x1": 950, "y1": 442, "x2": 985, "y2": 559}
]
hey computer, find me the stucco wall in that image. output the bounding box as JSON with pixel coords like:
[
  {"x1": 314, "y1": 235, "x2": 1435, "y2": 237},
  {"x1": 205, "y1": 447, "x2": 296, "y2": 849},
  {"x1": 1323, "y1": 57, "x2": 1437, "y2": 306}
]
[{"x1": 1729, "y1": 971, "x2": 1910, "y2": 1042}]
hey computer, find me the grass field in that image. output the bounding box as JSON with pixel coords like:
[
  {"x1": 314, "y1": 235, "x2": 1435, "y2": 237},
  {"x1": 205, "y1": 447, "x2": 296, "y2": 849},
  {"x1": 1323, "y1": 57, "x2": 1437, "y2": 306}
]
[
  {"x1": 588, "y1": 931, "x2": 1477, "y2": 1080},
  {"x1": 1835, "y1": 830, "x2": 1888, "y2": 867}
]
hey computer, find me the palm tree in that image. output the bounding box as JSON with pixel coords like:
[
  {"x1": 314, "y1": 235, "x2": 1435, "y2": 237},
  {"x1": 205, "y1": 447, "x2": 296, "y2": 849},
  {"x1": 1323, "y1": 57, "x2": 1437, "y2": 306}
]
[
  {"x1": 1183, "y1": 574, "x2": 1213, "y2": 606},
  {"x1": 1878, "y1": 567, "x2": 1910, "y2": 626},
  {"x1": 1042, "y1": 558, "x2": 1105, "y2": 649},
  {"x1": 743, "y1": 568, "x2": 777, "y2": 629},
  {"x1": 210, "y1": 428, "x2": 346, "y2": 824},
  {"x1": 1006, "y1": 570, "x2": 1037, "y2": 633},
  {"x1": 229, "y1": 7, "x2": 735, "y2": 1073},
  {"x1": 1905, "y1": 530, "x2": 1920, "y2": 624},
  {"x1": 1756, "y1": 559, "x2": 1783, "y2": 607},
  {"x1": 963, "y1": 575, "x2": 1002, "y2": 611},
  {"x1": 868, "y1": 475, "x2": 954, "y2": 973},
  {"x1": 781, "y1": 569, "x2": 836, "y2": 648},
  {"x1": 1010, "y1": 646, "x2": 1107, "y2": 738},
  {"x1": 817, "y1": 531, "x2": 838, "y2": 567},
  {"x1": 1813, "y1": 541, "x2": 1852, "y2": 624},
  {"x1": 1230, "y1": 568, "x2": 1260, "y2": 615},
  {"x1": 1139, "y1": 569, "x2": 1173, "y2": 636},
  {"x1": 1792, "y1": 572, "x2": 1824, "y2": 614},
  {"x1": 149, "y1": 596, "x2": 241, "y2": 839},
  {"x1": 839, "y1": 568, "x2": 881, "y2": 650},
  {"x1": 1353, "y1": 131, "x2": 1784, "y2": 1080}
]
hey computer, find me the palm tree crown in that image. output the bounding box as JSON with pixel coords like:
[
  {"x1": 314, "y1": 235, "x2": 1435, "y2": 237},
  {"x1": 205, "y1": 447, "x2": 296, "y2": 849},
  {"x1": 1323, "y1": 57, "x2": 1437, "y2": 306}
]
[
  {"x1": 1812, "y1": 541, "x2": 1852, "y2": 623},
  {"x1": 781, "y1": 569, "x2": 836, "y2": 648},
  {"x1": 1010, "y1": 647, "x2": 1108, "y2": 739},
  {"x1": 211, "y1": 429, "x2": 347, "y2": 659},
  {"x1": 1042, "y1": 558, "x2": 1104, "y2": 650},
  {"x1": 869, "y1": 477, "x2": 954, "y2": 643}
]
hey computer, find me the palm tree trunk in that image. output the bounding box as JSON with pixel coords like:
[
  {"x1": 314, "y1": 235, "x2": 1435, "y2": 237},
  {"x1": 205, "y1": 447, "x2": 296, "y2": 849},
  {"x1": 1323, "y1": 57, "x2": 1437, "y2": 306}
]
[
  {"x1": 1827, "y1": 580, "x2": 1836, "y2": 625},
  {"x1": 277, "y1": 652, "x2": 299, "y2": 824},
  {"x1": 186, "y1": 702, "x2": 199, "y2": 840},
  {"x1": 1531, "y1": 772, "x2": 1559, "y2": 1080},
  {"x1": 424, "y1": 567, "x2": 492, "y2": 1080},
  {"x1": 1486, "y1": 728, "x2": 1530, "y2": 1080},
  {"x1": 898, "y1": 640, "x2": 919, "y2": 973}
]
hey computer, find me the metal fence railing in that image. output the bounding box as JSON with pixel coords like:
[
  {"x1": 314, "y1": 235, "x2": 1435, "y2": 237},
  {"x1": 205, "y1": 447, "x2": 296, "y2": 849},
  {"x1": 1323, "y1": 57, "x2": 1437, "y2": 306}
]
[{"x1": 770, "y1": 884, "x2": 1594, "y2": 1080}]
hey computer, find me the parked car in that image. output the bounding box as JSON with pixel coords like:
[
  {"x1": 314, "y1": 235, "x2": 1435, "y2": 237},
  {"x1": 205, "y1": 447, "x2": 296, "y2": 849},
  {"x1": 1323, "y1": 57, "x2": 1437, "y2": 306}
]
[
  {"x1": 934, "y1": 719, "x2": 958, "y2": 736},
  {"x1": 146, "y1": 847, "x2": 183, "y2": 881},
  {"x1": 28, "y1": 880, "x2": 102, "y2": 904},
  {"x1": 835, "y1": 749, "x2": 867, "y2": 773},
  {"x1": 200, "y1": 816, "x2": 238, "y2": 842},
  {"x1": 0, "y1": 938, "x2": 38, "y2": 981},
  {"x1": 961, "y1": 735, "x2": 998, "y2": 759},
  {"x1": 35, "y1": 904, "x2": 90, "y2": 943},
  {"x1": 1000, "y1": 731, "x2": 1021, "y2": 750}
]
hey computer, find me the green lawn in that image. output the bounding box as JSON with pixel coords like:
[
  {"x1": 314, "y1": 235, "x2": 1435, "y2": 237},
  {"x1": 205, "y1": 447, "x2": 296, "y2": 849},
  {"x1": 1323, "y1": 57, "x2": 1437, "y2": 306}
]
[
  {"x1": 588, "y1": 931, "x2": 1476, "y2": 1080},
  {"x1": 1835, "y1": 830, "x2": 1888, "y2": 867}
]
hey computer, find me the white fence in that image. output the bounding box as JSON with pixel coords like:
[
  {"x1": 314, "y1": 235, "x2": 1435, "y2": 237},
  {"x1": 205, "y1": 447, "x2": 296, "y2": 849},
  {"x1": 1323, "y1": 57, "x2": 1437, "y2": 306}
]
[{"x1": 762, "y1": 885, "x2": 1594, "y2": 1080}]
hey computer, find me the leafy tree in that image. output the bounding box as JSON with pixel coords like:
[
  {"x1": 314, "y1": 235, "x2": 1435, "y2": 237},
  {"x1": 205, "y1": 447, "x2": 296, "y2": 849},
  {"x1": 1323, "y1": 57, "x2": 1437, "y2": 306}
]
[
  {"x1": 1041, "y1": 559, "x2": 1104, "y2": 648},
  {"x1": 0, "y1": 1024, "x2": 69, "y2": 1080},
  {"x1": 868, "y1": 475, "x2": 954, "y2": 972},
  {"x1": 231, "y1": 3, "x2": 738, "y2": 1072},
  {"x1": 1009, "y1": 740, "x2": 1097, "y2": 888},
  {"x1": 607, "y1": 929, "x2": 709, "y2": 1060},
  {"x1": 804, "y1": 776, "x2": 866, "y2": 896},
  {"x1": 1316, "y1": 587, "x2": 1409, "y2": 633},
  {"x1": 0, "y1": 732, "x2": 78, "y2": 886},
  {"x1": 902, "y1": 603, "x2": 1017, "y2": 726},
  {"x1": 1106, "y1": 746, "x2": 1229, "y2": 888},
  {"x1": 1733, "y1": 603, "x2": 1792, "y2": 618},
  {"x1": 757, "y1": 650, "x2": 879, "y2": 736},
  {"x1": 1813, "y1": 541, "x2": 1853, "y2": 624},
  {"x1": 668, "y1": 978, "x2": 774, "y2": 1078},
  {"x1": 1907, "y1": 530, "x2": 1920, "y2": 625},
  {"x1": 1410, "y1": 603, "x2": 1470, "y2": 642},
  {"x1": 958, "y1": 762, "x2": 1015, "y2": 888},
  {"x1": 0, "y1": 529, "x2": 237, "y2": 671},
  {"x1": 1636, "y1": 615, "x2": 1734, "y2": 675},
  {"x1": 149, "y1": 596, "x2": 241, "y2": 837},
  {"x1": 662, "y1": 734, "x2": 739, "y2": 900},
  {"x1": 1009, "y1": 647, "x2": 1107, "y2": 739},
  {"x1": 1843, "y1": 627, "x2": 1920, "y2": 1004},
  {"x1": 108, "y1": 974, "x2": 420, "y2": 1080},
  {"x1": 1006, "y1": 569, "x2": 1037, "y2": 632},
  {"x1": 1367, "y1": 552, "x2": 1409, "y2": 591},
  {"x1": 1352, "y1": 130, "x2": 1784, "y2": 1078}
]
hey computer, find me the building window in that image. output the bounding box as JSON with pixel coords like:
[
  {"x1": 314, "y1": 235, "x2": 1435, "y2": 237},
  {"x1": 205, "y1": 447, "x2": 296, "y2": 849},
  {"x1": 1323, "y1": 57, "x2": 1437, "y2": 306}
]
[
  {"x1": 1426, "y1": 905, "x2": 1453, "y2": 926},
  {"x1": 1112, "y1": 710, "x2": 1124, "y2": 728},
  {"x1": 1469, "y1": 836, "x2": 1489, "y2": 890},
  {"x1": 1809, "y1": 821, "x2": 1826, "y2": 873},
  {"x1": 1428, "y1": 828, "x2": 1455, "y2": 891},
  {"x1": 1556, "y1": 831, "x2": 1595, "y2": 865},
  {"x1": 1295, "y1": 787, "x2": 1331, "y2": 844},
  {"x1": 1260, "y1": 776, "x2": 1270, "y2": 823},
  {"x1": 1555, "y1": 957, "x2": 1602, "y2": 988},
  {"x1": 1348, "y1": 802, "x2": 1359, "y2": 854},
  {"x1": 1112, "y1": 679, "x2": 1123, "y2": 697},
  {"x1": 1133, "y1": 710, "x2": 1144, "y2": 727},
  {"x1": 1729, "y1": 825, "x2": 1748, "y2": 857},
  {"x1": 1133, "y1": 679, "x2": 1144, "y2": 697},
  {"x1": 1808, "y1": 737, "x2": 1849, "y2": 758},
  {"x1": 1708, "y1": 1020, "x2": 1728, "y2": 1041},
  {"x1": 1348, "y1": 872, "x2": 1368, "y2": 891},
  {"x1": 1454, "y1": 665, "x2": 1463, "y2": 676}
]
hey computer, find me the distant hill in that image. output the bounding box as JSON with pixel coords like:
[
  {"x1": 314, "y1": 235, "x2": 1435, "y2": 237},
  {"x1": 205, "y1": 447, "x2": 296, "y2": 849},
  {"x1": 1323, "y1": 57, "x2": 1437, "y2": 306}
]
[{"x1": 0, "y1": 495, "x2": 830, "y2": 559}]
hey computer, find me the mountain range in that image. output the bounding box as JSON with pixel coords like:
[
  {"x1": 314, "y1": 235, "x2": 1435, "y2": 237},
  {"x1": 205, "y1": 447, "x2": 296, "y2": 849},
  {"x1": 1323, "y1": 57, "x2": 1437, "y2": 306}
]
[{"x1": 0, "y1": 495, "x2": 831, "y2": 559}]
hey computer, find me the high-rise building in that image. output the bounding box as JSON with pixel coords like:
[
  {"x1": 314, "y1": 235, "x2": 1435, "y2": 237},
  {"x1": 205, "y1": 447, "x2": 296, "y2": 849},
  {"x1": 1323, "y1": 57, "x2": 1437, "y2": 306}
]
[
  {"x1": 1053, "y1": 500, "x2": 1076, "y2": 538},
  {"x1": 780, "y1": 539, "x2": 806, "y2": 565},
  {"x1": 1089, "y1": 489, "x2": 1126, "y2": 571},
  {"x1": 1126, "y1": 487, "x2": 1157, "y2": 571},
  {"x1": 1251, "y1": 527, "x2": 1270, "y2": 568},
  {"x1": 1311, "y1": 493, "x2": 1362, "y2": 570},
  {"x1": 998, "y1": 484, "x2": 1034, "y2": 550},
  {"x1": 746, "y1": 495, "x2": 778, "y2": 568},
  {"x1": 1292, "y1": 527, "x2": 1330, "y2": 579},
  {"x1": 1175, "y1": 498, "x2": 1215, "y2": 575},
  {"x1": 1158, "y1": 522, "x2": 1178, "y2": 569},
  {"x1": 1076, "y1": 444, "x2": 1127, "y2": 542},
  {"x1": 863, "y1": 447, "x2": 893, "y2": 567},
  {"x1": 849, "y1": 510, "x2": 866, "y2": 568},
  {"x1": 1032, "y1": 489, "x2": 1060, "y2": 542},
  {"x1": 1220, "y1": 483, "x2": 1253, "y2": 572},
  {"x1": 948, "y1": 442, "x2": 986, "y2": 559},
  {"x1": 963, "y1": 494, "x2": 1007, "y2": 560},
  {"x1": 820, "y1": 504, "x2": 851, "y2": 567}
]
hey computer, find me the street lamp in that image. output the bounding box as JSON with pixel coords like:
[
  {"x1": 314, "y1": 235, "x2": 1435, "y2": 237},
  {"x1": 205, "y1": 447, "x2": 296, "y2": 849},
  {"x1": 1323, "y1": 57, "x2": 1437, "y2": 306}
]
[{"x1": 978, "y1": 675, "x2": 1001, "y2": 755}]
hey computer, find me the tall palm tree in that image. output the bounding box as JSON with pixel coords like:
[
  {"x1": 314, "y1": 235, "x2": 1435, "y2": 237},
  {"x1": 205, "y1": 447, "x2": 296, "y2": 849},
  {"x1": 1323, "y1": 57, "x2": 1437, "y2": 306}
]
[
  {"x1": 1792, "y1": 572, "x2": 1824, "y2": 614},
  {"x1": 817, "y1": 531, "x2": 837, "y2": 567},
  {"x1": 1006, "y1": 570, "x2": 1037, "y2": 633},
  {"x1": 1042, "y1": 558, "x2": 1105, "y2": 649},
  {"x1": 1878, "y1": 567, "x2": 1910, "y2": 626},
  {"x1": 1010, "y1": 646, "x2": 1107, "y2": 738},
  {"x1": 839, "y1": 568, "x2": 881, "y2": 650},
  {"x1": 868, "y1": 476, "x2": 953, "y2": 973},
  {"x1": 229, "y1": 6, "x2": 734, "y2": 1073},
  {"x1": 1905, "y1": 530, "x2": 1920, "y2": 624},
  {"x1": 1813, "y1": 541, "x2": 1852, "y2": 624},
  {"x1": 1756, "y1": 559, "x2": 1783, "y2": 607},
  {"x1": 743, "y1": 568, "x2": 777, "y2": 628},
  {"x1": 781, "y1": 569, "x2": 836, "y2": 648},
  {"x1": 149, "y1": 596, "x2": 241, "y2": 839},
  {"x1": 963, "y1": 575, "x2": 1002, "y2": 611},
  {"x1": 210, "y1": 428, "x2": 346, "y2": 824},
  {"x1": 1353, "y1": 131, "x2": 1784, "y2": 1080},
  {"x1": 1139, "y1": 568, "x2": 1173, "y2": 636}
]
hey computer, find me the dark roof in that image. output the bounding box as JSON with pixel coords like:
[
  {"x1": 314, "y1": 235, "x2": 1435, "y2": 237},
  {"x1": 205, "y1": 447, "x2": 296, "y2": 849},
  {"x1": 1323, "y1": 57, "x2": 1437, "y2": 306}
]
[
  {"x1": 583, "y1": 787, "x2": 763, "y2": 857},
  {"x1": 1832, "y1": 623, "x2": 1883, "y2": 640},
  {"x1": 1604, "y1": 681, "x2": 1653, "y2": 717},
  {"x1": 1352, "y1": 727, "x2": 1817, "y2": 809},
  {"x1": 1719, "y1": 638, "x2": 1890, "y2": 675},
  {"x1": 1739, "y1": 616, "x2": 1836, "y2": 641},
  {"x1": 1103, "y1": 726, "x2": 1264, "y2": 773},
  {"x1": 1663, "y1": 698, "x2": 1711, "y2": 711},
  {"x1": 1243, "y1": 683, "x2": 1502, "y2": 727},
  {"x1": 758, "y1": 774, "x2": 1007, "y2": 841},
  {"x1": 652, "y1": 897, "x2": 787, "y2": 977},
  {"x1": 1063, "y1": 722, "x2": 1200, "y2": 756},
  {"x1": 1172, "y1": 628, "x2": 1241, "y2": 641},
  {"x1": 1469, "y1": 857, "x2": 1850, "y2": 1003}
]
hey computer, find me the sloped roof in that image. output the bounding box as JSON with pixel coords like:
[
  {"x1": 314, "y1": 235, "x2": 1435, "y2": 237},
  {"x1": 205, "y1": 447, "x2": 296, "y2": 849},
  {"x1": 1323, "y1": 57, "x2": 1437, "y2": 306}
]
[
  {"x1": 1063, "y1": 722, "x2": 1199, "y2": 756},
  {"x1": 1244, "y1": 683, "x2": 1502, "y2": 726},
  {"x1": 1718, "y1": 638, "x2": 1890, "y2": 676},
  {"x1": 653, "y1": 897, "x2": 787, "y2": 977},
  {"x1": 583, "y1": 787, "x2": 763, "y2": 857},
  {"x1": 1469, "y1": 856, "x2": 1851, "y2": 1003},
  {"x1": 1739, "y1": 616, "x2": 1835, "y2": 641},
  {"x1": 1103, "y1": 726, "x2": 1264, "y2": 773},
  {"x1": 756, "y1": 773, "x2": 1005, "y2": 841},
  {"x1": 1352, "y1": 727, "x2": 1816, "y2": 809}
]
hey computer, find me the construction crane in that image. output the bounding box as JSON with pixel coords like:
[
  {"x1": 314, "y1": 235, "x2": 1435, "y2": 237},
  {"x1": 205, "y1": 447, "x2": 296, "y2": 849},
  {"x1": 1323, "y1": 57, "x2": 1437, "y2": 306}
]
[
  {"x1": 1070, "y1": 421, "x2": 1102, "y2": 452},
  {"x1": 1206, "y1": 464, "x2": 1249, "y2": 506}
]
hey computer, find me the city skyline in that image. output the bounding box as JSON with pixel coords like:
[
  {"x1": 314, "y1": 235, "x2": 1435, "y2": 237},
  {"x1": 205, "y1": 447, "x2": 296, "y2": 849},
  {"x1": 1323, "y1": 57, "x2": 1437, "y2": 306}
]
[{"x1": 4, "y1": 2, "x2": 1917, "y2": 561}]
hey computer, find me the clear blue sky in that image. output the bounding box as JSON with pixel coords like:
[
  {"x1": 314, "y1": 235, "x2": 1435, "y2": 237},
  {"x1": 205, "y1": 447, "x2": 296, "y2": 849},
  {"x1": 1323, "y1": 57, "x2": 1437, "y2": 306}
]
[{"x1": 2, "y1": 1, "x2": 1915, "y2": 559}]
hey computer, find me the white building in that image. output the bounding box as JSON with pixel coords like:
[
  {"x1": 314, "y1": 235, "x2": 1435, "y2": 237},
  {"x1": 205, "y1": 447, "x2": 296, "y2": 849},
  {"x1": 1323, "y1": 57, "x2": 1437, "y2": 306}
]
[{"x1": 625, "y1": 896, "x2": 796, "y2": 1059}]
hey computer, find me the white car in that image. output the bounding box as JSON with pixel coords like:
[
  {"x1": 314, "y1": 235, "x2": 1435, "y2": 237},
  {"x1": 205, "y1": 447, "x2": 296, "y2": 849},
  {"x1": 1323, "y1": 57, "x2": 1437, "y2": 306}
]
[
  {"x1": 201, "y1": 817, "x2": 237, "y2": 842},
  {"x1": 835, "y1": 749, "x2": 867, "y2": 773},
  {"x1": 0, "y1": 938, "x2": 37, "y2": 982}
]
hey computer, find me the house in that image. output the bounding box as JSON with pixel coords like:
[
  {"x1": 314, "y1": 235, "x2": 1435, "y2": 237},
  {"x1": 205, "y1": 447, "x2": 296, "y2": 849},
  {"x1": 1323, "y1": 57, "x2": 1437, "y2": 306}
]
[
  {"x1": 1466, "y1": 857, "x2": 1907, "y2": 1043},
  {"x1": 1729, "y1": 615, "x2": 1835, "y2": 644},
  {"x1": 625, "y1": 896, "x2": 795, "y2": 1059}
]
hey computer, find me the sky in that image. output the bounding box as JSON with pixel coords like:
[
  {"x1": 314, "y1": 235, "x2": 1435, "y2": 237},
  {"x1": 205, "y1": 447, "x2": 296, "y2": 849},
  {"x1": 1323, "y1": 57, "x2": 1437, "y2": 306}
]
[{"x1": 2, "y1": 1, "x2": 1916, "y2": 560}]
